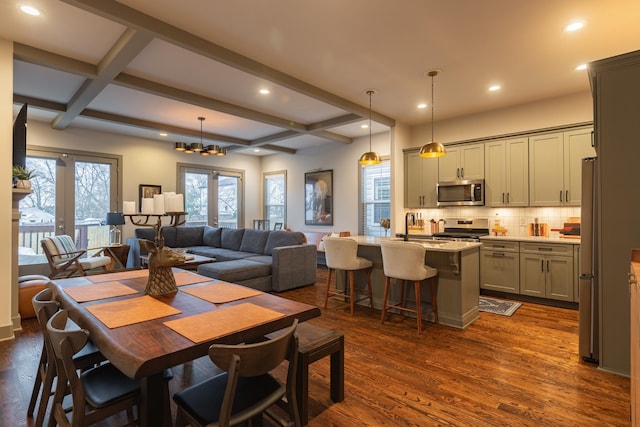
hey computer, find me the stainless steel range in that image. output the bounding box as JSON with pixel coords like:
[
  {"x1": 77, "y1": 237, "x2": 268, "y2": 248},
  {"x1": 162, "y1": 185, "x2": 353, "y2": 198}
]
[{"x1": 432, "y1": 218, "x2": 490, "y2": 242}]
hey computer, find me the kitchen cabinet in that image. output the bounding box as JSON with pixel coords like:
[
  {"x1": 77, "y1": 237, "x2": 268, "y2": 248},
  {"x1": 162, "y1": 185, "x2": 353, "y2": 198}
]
[
  {"x1": 574, "y1": 245, "x2": 580, "y2": 303},
  {"x1": 438, "y1": 143, "x2": 484, "y2": 182},
  {"x1": 404, "y1": 150, "x2": 438, "y2": 208},
  {"x1": 484, "y1": 137, "x2": 529, "y2": 207},
  {"x1": 480, "y1": 240, "x2": 520, "y2": 293},
  {"x1": 520, "y1": 242, "x2": 574, "y2": 301},
  {"x1": 529, "y1": 127, "x2": 595, "y2": 206}
]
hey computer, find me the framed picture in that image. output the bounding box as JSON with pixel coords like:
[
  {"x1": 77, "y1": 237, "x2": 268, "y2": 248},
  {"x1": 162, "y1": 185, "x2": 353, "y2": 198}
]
[
  {"x1": 305, "y1": 170, "x2": 333, "y2": 226},
  {"x1": 139, "y1": 184, "x2": 161, "y2": 207}
]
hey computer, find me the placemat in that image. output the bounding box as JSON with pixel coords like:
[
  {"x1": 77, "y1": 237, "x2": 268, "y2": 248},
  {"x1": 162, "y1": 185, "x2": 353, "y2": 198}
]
[
  {"x1": 164, "y1": 302, "x2": 284, "y2": 343},
  {"x1": 174, "y1": 271, "x2": 212, "y2": 287},
  {"x1": 87, "y1": 269, "x2": 148, "y2": 283},
  {"x1": 181, "y1": 282, "x2": 262, "y2": 304},
  {"x1": 87, "y1": 295, "x2": 181, "y2": 328},
  {"x1": 64, "y1": 281, "x2": 138, "y2": 302}
]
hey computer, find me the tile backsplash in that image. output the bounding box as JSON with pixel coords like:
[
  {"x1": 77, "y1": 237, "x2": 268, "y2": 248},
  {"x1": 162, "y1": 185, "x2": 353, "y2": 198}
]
[{"x1": 406, "y1": 206, "x2": 582, "y2": 238}]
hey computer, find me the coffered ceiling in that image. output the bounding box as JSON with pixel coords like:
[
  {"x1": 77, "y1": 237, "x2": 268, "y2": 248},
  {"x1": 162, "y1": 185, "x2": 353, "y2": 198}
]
[{"x1": 2, "y1": 0, "x2": 639, "y2": 156}]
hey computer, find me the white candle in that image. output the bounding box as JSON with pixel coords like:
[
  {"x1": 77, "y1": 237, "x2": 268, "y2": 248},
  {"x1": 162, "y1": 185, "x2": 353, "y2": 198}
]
[
  {"x1": 166, "y1": 193, "x2": 184, "y2": 212},
  {"x1": 163, "y1": 192, "x2": 176, "y2": 212},
  {"x1": 141, "y1": 198, "x2": 154, "y2": 214},
  {"x1": 153, "y1": 194, "x2": 165, "y2": 214},
  {"x1": 123, "y1": 201, "x2": 136, "y2": 214}
]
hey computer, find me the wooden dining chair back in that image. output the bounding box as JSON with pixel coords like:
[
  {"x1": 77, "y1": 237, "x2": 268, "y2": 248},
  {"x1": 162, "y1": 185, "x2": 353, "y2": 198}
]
[
  {"x1": 46, "y1": 309, "x2": 140, "y2": 427},
  {"x1": 380, "y1": 240, "x2": 439, "y2": 333},
  {"x1": 41, "y1": 235, "x2": 111, "y2": 279},
  {"x1": 173, "y1": 319, "x2": 301, "y2": 427},
  {"x1": 323, "y1": 236, "x2": 373, "y2": 315}
]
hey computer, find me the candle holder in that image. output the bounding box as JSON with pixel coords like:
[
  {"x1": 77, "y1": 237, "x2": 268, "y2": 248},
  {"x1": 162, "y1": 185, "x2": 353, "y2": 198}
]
[{"x1": 124, "y1": 212, "x2": 188, "y2": 295}]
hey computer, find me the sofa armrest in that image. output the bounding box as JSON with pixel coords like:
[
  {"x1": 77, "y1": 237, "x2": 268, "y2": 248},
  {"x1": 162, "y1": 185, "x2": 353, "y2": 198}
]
[{"x1": 271, "y1": 244, "x2": 317, "y2": 292}]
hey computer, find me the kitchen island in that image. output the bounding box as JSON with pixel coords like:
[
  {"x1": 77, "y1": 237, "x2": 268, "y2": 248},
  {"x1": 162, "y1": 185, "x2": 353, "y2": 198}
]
[{"x1": 336, "y1": 236, "x2": 481, "y2": 329}]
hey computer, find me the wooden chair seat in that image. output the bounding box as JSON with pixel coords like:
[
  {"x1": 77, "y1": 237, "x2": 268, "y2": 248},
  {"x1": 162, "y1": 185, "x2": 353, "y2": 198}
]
[{"x1": 41, "y1": 235, "x2": 111, "y2": 279}]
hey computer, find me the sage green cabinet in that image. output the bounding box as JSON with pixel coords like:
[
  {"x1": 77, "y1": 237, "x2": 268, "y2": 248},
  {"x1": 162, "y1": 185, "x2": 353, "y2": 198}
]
[
  {"x1": 438, "y1": 143, "x2": 484, "y2": 182},
  {"x1": 480, "y1": 240, "x2": 520, "y2": 293},
  {"x1": 519, "y1": 242, "x2": 574, "y2": 301},
  {"x1": 484, "y1": 137, "x2": 529, "y2": 207},
  {"x1": 529, "y1": 127, "x2": 595, "y2": 206},
  {"x1": 404, "y1": 150, "x2": 438, "y2": 208}
]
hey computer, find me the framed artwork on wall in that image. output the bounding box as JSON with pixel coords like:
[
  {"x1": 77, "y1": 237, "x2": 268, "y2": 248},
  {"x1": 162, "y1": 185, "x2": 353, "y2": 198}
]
[
  {"x1": 304, "y1": 170, "x2": 333, "y2": 226},
  {"x1": 139, "y1": 184, "x2": 161, "y2": 207}
]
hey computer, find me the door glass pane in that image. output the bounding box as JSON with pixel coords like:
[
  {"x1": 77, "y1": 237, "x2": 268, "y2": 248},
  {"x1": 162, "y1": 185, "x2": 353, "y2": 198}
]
[
  {"x1": 18, "y1": 157, "x2": 56, "y2": 265},
  {"x1": 264, "y1": 172, "x2": 286, "y2": 228},
  {"x1": 360, "y1": 160, "x2": 391, "y2": 237},
  {"x1": 184, "y1": 172, "x2": 210, "y2": 226},
  {"x1": 74, "y1": 161, "x2": 111, "y2": 250},
  {"x1": 218, "y1": 175, "x2": 238, "y2": 229}
]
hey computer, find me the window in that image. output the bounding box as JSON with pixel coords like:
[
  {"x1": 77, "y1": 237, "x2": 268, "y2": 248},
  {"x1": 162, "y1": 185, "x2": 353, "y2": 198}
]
[
  {"x1": 178, "y1": 164, "x2": 244, "y2": 228},
  {"x1": 359, "y1": 159, "x2": 390, "y2": 237},
  {"x1": 263, "y1": 171, "x2": 286, "y2": 229}
]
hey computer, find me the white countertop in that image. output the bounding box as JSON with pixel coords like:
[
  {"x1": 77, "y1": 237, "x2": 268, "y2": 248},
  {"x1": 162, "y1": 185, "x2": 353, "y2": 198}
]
[
  {"x1": 349, "y1": 235, "x2": 483, "y2": 252},
  {"x1": 480, "y1": 235, "x2": 581, "y2": 245}
]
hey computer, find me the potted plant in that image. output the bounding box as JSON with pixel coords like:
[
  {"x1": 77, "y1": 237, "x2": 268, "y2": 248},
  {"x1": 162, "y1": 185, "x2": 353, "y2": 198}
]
[{"x1": 12, "y1": 165, "x2": 36, "y2": 189}]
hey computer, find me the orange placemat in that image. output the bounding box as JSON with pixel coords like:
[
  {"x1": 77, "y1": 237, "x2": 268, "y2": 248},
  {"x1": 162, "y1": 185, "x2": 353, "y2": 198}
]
[
  {"x1": 87, "y1": 295, "x2": 181, "y2": 328},
  {"x1": 64, "y1": 281, "x2": 138, "y2": 303},
  {"x1": 164, "y1": 303, "x2": 285, "y2": 343},
  {"x1": 87, "y1": 269, "x2": 148, "y2": 283},
  {"x1": 181, "y1": 282, "x2": 262, "y2": 304},
  {"x1": 174, "y1": 271, "x2": 212, "y2": 287}
]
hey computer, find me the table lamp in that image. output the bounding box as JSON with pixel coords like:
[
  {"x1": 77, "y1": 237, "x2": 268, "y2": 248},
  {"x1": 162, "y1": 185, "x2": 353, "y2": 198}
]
[{"x1": 105, "y1": 212, "x2": 125, "y2": 246}]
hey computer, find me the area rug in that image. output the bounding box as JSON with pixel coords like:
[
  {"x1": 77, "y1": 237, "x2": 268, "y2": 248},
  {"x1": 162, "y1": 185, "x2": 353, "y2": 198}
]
[{"x1": 478, "y1": 296, "x2": 522, "y2": 316}]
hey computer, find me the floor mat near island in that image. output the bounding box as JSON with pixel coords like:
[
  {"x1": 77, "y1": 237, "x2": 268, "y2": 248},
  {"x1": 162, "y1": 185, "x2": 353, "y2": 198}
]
[{"x1": 478, "y1": 296, "x2": 522, "y2": 316}]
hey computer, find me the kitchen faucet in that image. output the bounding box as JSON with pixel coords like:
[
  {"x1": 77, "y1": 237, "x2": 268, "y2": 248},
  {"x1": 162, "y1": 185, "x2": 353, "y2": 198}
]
[{"x1": 404, "y1": 212, "x2": 415, "y2": 241}]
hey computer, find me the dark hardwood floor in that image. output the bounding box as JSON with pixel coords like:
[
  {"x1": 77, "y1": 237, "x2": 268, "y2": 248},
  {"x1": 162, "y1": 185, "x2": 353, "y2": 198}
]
[{"x1": 1, "y1": 267, "x2": 630, "y2": 426}]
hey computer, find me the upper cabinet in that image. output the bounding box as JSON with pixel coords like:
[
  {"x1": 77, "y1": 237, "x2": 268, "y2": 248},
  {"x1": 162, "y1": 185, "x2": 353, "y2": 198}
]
[
  {"x1": 529, "y1": 127, "x2": 595, "y2": 206},
  {"x1": 404, "y1": 150, "x2": 438, "y2": 208},
  {"x1": 485, "y1": 137, "x2": 529, "y2": 207},
  {"x1": 438, "y1": 143, "x2": 485, "y2": 182}
]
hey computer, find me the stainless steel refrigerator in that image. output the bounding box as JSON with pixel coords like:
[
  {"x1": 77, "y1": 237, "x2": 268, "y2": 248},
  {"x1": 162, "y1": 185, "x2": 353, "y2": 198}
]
[{"x1": 579, "y1": 157, "x2": 599, "y2": 363}]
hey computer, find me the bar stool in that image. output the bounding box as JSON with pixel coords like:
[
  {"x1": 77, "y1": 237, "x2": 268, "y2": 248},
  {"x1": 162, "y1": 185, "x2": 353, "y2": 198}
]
[
  {"x1": 323, "y1": 237, "x2": 373, "y2": 315},
  {"x1": 380, "y1": 240, "x2": 438, "y2": 333}
]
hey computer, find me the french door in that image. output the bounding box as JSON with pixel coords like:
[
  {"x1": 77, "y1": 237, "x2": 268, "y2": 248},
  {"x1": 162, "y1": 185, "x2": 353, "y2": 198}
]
[
  {"x1": 178, "y1": 164, "x2": 244, "y2": 228},
  {"x1": 18, "y1": 148, "x2": 121, "y2": 267}
]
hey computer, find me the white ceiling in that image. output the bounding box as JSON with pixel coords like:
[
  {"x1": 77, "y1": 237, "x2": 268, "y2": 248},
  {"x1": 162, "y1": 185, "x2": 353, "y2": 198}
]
[{"x1": 2, "y1": 0, "x2": 639, "y2": 156}]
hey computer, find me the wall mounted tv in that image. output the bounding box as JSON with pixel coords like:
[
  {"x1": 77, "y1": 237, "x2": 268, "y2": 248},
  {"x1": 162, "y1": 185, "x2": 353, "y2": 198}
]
[{"x1": 13, "y1": 103, "x2": 27, "y2": 168}]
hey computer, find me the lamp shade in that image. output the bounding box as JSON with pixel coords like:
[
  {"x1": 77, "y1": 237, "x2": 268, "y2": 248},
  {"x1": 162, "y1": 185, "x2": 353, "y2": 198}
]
[
  {"x1": 359, "y1": 151, "x2": 382, "y2": 165},
  {"x1": 105, "y1": 212, "x2": 125, "y2": 226},
  {"x1": 419, "y1": 142, "x2": 447, "y2": 158}
]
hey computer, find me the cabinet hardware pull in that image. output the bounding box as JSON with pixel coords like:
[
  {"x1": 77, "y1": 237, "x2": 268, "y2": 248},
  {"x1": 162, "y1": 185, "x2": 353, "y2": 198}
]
[
  {"x1": 547, "y1": 260, "x2": 550, "y2": 272},
  {"x1": 507, "y1": 192, "x2": 510, "y2": 204},
  {"x1": 565, "y1": 190, "x2": 569, "y2": 202},
  {"x1": 541, "y1": 260, "x2": 544, "y2": 271},
  {"x1": 495, "y1": 245, "x2": 505, "y2": 248},
  {"x1": 492, "y1": 252, "x2": 505, "y2": 257},
  {"x1": 461, "y1": 167, "x2": 464, "y2": 178},
  {"x1": 559, "y1": 190, "x2": 563, "y2": 202},
  {"x1": 502, "y1": 193, "x2": 505, "y2": 203},
  {"x1": 456, "y1": 168, "x2": 460, "y2": 178},
  {"x1": 539, "y1": 247, "x2": 552, "y2": 251}
]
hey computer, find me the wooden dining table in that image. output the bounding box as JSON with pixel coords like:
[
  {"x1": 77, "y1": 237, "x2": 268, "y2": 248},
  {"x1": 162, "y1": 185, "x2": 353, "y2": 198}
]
[{"x1": 47, "y1": 268, "x2": 321, "y2": 427}]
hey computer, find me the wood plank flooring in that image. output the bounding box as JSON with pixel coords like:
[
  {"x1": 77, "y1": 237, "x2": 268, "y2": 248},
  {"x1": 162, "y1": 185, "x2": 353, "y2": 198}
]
[{"x1": 0, "y1": 267, "x2": 630, "y2": 426}]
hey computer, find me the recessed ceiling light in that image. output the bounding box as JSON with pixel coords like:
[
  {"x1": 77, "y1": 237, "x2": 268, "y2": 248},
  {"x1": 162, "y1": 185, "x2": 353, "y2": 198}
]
[
  {"x1": 575, "y1": 63, "x2": 588, "y2": 71},
  {"x1": 361, "y1": 124, "x2": 369, "y2": 129},
  {"x1": 417, "y1": 103, "x2": 427, "y2": 109},
  {"x1": 564, "y1": 21, "x2": 584, "y2": 32},
  {"x1": 20, "y1": 4, "x2": 42, "y2": 16},
  {"x1": 488, "y1": 85, "x2": 501, "y2": 92},
  {"x1": 159, "y1": 132, "x2": 168, "y2": 137},
  {"x1": 259, "y1": 88, "x2": 270, "y2": 95},
  {"x1": 253, "y1": 148, "x2": 261, "y2": 152}
]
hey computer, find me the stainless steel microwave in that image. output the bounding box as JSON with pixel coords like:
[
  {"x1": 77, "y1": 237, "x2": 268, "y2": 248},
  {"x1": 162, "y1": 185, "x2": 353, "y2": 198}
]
[{"x1": 436, "y1": 179, "x2": 485, "y2": 206}]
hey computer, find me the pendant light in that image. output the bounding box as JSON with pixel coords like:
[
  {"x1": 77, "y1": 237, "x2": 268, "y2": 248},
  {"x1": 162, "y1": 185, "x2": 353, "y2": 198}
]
[
  {"x1": 419, "y1": 70, "x2": 446, "y2": 158},
  {"x1": 359, "y1": 89, "x2": 381, "y2": 165}
]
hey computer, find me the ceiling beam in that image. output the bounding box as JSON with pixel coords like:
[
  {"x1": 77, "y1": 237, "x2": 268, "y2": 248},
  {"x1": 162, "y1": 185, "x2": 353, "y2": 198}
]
[
  {"x1": 14, "y1": 43, "x2": 96, "y2": 77},
  {"x1": 59, "y1": 0, "x2": 396, "y2": 127}
]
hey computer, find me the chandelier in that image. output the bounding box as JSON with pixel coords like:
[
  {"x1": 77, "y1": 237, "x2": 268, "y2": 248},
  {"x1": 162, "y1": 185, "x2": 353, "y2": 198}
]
[{"x1": 175, "y1": 117, "x2": 227, "y2": 156}]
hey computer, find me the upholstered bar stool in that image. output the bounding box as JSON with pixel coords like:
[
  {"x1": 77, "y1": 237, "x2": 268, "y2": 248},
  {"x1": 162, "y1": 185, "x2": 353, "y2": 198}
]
[
  {"x1": 323, "y1": 237, "x2": 373, "y2": 315},
  {"x1": 380, "y1": 240, "x2": 438, "y2": 333}
]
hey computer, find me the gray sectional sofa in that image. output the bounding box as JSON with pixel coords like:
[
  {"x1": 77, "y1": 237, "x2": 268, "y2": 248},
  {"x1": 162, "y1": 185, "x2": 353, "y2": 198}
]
[{"x1": 126, "y1": 226, "x2": 317, "y2": 292}]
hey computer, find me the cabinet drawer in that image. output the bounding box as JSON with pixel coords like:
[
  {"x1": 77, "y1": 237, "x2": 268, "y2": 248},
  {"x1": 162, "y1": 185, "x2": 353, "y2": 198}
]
[
  {"x1": 481, "y1": 240, "x2": 519, "y2": 252},
  {"x1": 520, "y1": 242, "x2": 572, "y2": 256}
]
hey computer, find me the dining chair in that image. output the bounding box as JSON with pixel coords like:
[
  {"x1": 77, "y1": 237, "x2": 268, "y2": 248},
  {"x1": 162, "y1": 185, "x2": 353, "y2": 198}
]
[
  {"x1": 28, "y1": 288, "x2": 105, "y2": 427},
  {"x1": 323, "y1": 236, "x2": 373, "y2": 315},
  {"x1": 46, "y1": 309, "x2": 141, "y2": 427},
  {"x1": 173, "y1": 319, "x2": 301, "y2": 427},
  {"x1": 380, "y1": 240, "x2": 439, "y2": 333},
  {"x1": 41, "y1": 235, "x2": 111, "y2": 279}
]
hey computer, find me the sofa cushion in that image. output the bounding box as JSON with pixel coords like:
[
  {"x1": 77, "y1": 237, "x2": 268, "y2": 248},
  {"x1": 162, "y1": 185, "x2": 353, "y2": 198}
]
[
  {"x1": 221, "y1": 228, "x2": 245, "y2": 251},
  {"x1": 245, "y1": 254, "x2": 273, "y2": 265},
  {"x1": 175, "y1": 226, "x2": 204, "y2": 247},
  {"x1": 202, "y1": 226, "x2": 221, "y2": 247},
  {"x1": 239, "y1": 229, "x2": 270, "y2": 254},
  {"x1": 264, "y1": 231, "x2": 306, "y2": 255},
  {"x1": 197, "y1": 260, "x2": 271, "y2": 283},
  {"x1": 134, "y1": 228, "x2": 155, "y2": 241}
]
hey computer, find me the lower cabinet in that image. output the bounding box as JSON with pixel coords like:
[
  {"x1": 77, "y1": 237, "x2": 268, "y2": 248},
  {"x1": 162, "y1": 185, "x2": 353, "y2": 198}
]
[
  {"x1": 480, "y1": 240, "x2": 520, "y2": 293},
  {"x1": 519, "y1": 243, "x2": 574, "y2": 302}
]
